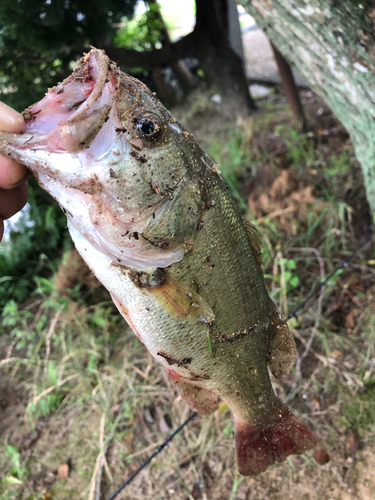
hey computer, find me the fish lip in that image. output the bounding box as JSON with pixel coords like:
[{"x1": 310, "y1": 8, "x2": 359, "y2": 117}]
[
  {"x1": 22, "y1": 48, "x2": 119, "y2": 137},
  {"x1": 66, "y1": 48, "x2": 118, "y2": 123}
]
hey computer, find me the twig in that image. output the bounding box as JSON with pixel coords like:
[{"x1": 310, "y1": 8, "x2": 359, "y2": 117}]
[
  {"x1": 0, "y1": 357, "x2": 18, "y2": 368},
  {"x1": 25, "y1": 374, "x2": 79, "y2": 417},
  {"x1": 337, "y1": 261, "x2": 375, "y2": 275},
  {"x1": 273, "y1": 251, "x2": 288, "y2": 316},
  {"x1": 256, "y1": 206, "x2": 297, "y2": 224},
  {"x1": 287, "y1": 230, "x2": 374, "y2": 320},
  {"x1": 130, "y1": 364, "x2": 150, "y2": 380},
  {"x1": 29, "y1": 301, "x2": 45, "y2": 332},
  {"x1": 44, "y1": 304, "x2": 64, "y2": 376},
  {"x1": 292, "y1": 329, "x2": 362, "y2": 390},
  {"x1": 95, "y1": 414, "x2": 107, "y2": 500},
  {"x1": 4, "y1": 338, "x2": 18, "y2": 361},
  {"x1": 89, "y1": 414, "x2": 109, "y2": 500},
  {"x1": 90, "y1": 389, "x2": 133, "y2": 499}
]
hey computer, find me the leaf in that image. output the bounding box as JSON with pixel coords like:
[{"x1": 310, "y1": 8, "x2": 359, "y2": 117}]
[
  {"x1": 283, "y1": 271, "x2": 292, "y2": 282},
  {"x1": 290, "y1": 276, "x2": 299, "y2": 287},
  {"x1": 58, "y1": 462, "x2": 70, "y2": 479},
  {"x1": 47, "y1": 361, "x2": 58, "y2": 385},
  {"x1": 287, "y1": 259, "x2": 297, "y2": 270},
  {"x1": 4, "y1": 476, "x2": 23, "y2": 485},
  {"x1": 314, "y1": 446, "x2": 330, "y2": 464},
  {"x1": 218, "y1": 402, "x2": 228, "y2": 414}
]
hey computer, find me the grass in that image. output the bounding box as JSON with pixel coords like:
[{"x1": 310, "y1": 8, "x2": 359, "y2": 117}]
[{"x1": 1, "y1": 91, "x2": 375, "y2": 499}]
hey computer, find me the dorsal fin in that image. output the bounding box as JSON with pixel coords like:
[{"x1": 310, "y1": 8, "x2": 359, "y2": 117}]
[
  {"x1": 242, "y1": 219, "x2": 263, "y2": 268},
  {"x1": 266, "y1": 310, "x2": 297, "y2": 378}
]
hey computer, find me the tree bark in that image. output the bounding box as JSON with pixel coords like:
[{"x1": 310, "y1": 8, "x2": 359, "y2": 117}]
[{"x1": 239, "y1": 0, "x2": 375, "y2": 216}]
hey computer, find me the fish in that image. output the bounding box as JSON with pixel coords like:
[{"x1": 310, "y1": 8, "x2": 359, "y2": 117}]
[{"x1": 0, "y1": 48, "x2": 316, "y2": 475}]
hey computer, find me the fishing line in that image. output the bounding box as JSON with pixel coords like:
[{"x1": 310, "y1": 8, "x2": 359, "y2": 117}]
[
  {"x1": 107, "y1": 411, "x2": 197, "y2": 500},
  {"x1": 107, "y1": 230, "x2": 374, "y2": 499}
]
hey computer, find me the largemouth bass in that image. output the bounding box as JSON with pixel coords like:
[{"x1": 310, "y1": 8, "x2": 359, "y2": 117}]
[{"x1": 0, "y1": 49, "x2": 316, "y2": 475}]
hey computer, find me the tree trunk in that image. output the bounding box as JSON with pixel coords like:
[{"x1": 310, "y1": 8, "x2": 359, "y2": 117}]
[
  {"x1": 147, "y1": 0, "x2": 196, "y2": 95},
  {"x1": 194, "y1": 0, "x2": 256, "y2": 117},
  {"x1": 270, "y1": 42, "x2": 306, "y2": 129},
  {"x1": 103, "y1": 1, "x2": 254, "y2": 116},
  {"x1": 239, "y1": 0, "x2": 375, "y2": 216},
  {"x1": 152, "y1": 67, "x2": 177, "y2": 106}
]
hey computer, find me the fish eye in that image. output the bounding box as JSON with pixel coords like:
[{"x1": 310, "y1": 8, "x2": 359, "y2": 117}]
[{"x1": 135, "y1": 113, "x2": 162, "y2": 142}]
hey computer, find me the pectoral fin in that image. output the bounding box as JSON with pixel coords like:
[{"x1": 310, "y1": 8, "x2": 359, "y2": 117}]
[
  {"x1": 120, "y1": 266, "x2": 215, "y2": 324},
  {"x1": 152, "y1": 274, "x2": 215, "y2": 323}
]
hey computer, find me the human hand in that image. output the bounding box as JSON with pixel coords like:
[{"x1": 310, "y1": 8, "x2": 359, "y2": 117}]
[{"x1": 0, "y1": 101, "x2": 31, "y2": 242}]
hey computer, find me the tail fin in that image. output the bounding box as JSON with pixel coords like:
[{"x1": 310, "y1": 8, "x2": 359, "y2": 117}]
[{"x1": 235, "y1": 408, "x2": 317, "y2": 476}]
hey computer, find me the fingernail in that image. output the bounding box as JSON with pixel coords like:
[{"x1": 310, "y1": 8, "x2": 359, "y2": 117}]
[
  {"x1": 0, "y1": 102, "x2": 25, "y2": 133},
  {"x1": 10, "y1": 167, "x2": 32, "y2": 188}
]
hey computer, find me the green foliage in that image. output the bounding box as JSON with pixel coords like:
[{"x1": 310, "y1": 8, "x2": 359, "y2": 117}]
[
  {"x1": 341, "y1": 384, "x2": 375, "y2": 434},
  {"x1": 28, "y1": 393, "x2": 64, "y2": 420},
  {"x1": 115, "y1": 2, "x2": 164, "y2": 52},
  {"x1": 207, "y1": 126, "x2": 255, "y2": 215},
  {"x1": 267, "y1": 258, "x2": 300, "y2": 300},
  {"x1": 276, "y1": 125, "x2": 352, "y2": 178},
  {"x1": 0, "y1": 276, "x2": 123, "y2": 427},
  {"x1": 0, "y1": 0, "x2": 137, "y2": 110},
  {"x1": 222, "y1": 419, "x2": 235, "y2": 437},
  {"x1": 6, "y1": 445, "x2": 27, "y2": 481},
  {"x1": 2, "y1": 300, "x2": 36, "y2": 355},
  {"x1": 0, "y1": 179, "x2": 71, "y2": 307},
  {"x1": 0, "y1": 445, "x2": 28, "y2": 496}
]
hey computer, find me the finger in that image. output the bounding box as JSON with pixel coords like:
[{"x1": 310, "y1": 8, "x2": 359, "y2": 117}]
[
  {"x1": 0, "y1": 156, "x2": 32, "y2": 189},
  {"x1": 0, "y1": 102, "x2": 25, "y2": 133},
  {"x1": 0, "y1": 182, "x2": 29, "y2": 220},
  {"x1": 0, "y1": 102, "x2": 30, "y2": 189}
]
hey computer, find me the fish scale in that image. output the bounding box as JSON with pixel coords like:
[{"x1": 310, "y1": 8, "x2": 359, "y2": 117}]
[
  {"x1": 0, "y1": 48, "x2": 316, "y2": 476},
  {"x1": 170, "y1": 181, "x2": 269, "y2": 332}
]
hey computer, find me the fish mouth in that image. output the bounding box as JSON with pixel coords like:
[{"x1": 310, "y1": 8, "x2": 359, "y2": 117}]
[
  {"x1": 23, "y1": 48, "x2": 119, "y2": 143},
  {"x1": 0, "y1": 49, "x2": 120, "y2": 185}
]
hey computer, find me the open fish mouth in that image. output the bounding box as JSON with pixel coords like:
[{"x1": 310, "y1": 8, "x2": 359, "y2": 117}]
[
  {"x1": 0, "y1": 50, "x2": 120, "y2": 187},
  {"x1": 0, "y1": 49, "x2": 184, "y2": 269}
]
